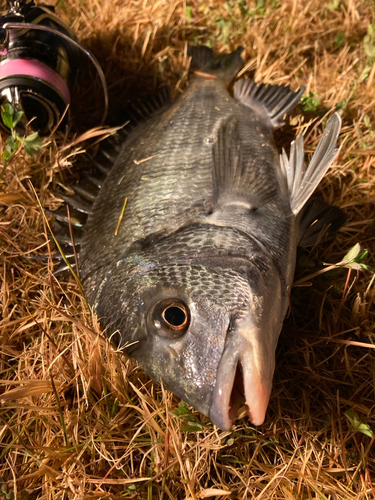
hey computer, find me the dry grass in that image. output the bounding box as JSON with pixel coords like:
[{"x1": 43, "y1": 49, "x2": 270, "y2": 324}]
[{"x1": 1, "y1": 0, "x2": 375, "y2": 498}]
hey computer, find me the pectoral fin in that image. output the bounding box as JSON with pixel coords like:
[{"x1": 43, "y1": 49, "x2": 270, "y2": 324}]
[{"x1": 212, "y1": 116, "x2": 277, "y2": 211}]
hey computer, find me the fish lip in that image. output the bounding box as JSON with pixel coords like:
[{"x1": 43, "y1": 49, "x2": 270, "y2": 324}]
[
  {"x1": 209, "y1": 335, "x2": 272, "y2": 430},
  {"x1": 209, "y1": 338, "x2": 241, "y2": 431}
]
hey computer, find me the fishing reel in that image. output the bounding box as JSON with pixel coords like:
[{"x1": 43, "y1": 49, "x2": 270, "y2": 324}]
[{"x1": 0, "y1": 0, "x2": 107, "y2": 136}]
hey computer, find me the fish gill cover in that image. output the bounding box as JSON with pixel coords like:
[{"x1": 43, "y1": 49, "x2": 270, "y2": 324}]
[{"x1": 0, "y1": 1, "x2": 375, "y2": 499}]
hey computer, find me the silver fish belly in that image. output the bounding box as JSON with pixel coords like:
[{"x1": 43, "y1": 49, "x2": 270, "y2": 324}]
[{"x1": 79, "y1": 47, "x2": 343, "y2": 430}]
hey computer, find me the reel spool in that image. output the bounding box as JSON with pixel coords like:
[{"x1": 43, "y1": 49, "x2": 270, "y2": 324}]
[{"x1": 0, "y1": 0, "x2": 108, "y2": 136}]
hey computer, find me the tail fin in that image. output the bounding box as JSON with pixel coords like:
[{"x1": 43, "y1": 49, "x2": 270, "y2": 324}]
[{"x1": 188, "y1": 45, "x2": 243, "y2": 84}]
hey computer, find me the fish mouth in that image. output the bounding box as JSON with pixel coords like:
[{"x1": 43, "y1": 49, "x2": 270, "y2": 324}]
[
  {"x1": 228, "y1": 361, "x2": 245, "y2": 423},
  {"x1": 209, "y1": 334, "x2": 272, "y2": 431}
]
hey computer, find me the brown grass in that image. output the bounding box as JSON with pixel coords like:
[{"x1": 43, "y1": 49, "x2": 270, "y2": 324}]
[{"x1": 1, "y1": 0, "x2": 375, "y2": 498}]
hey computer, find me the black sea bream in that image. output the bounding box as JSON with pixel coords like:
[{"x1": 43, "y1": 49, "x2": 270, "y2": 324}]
[{"x1": 79, "y1": 47, "x2": 344, "y2": 430}]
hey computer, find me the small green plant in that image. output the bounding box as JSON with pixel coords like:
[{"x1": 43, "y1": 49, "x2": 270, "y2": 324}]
[
  {"x1": 335, "y1": 100, "x2": 346, "y2": 110},
  {"x1": 364, "y1": 114, "x2": 371, "y2": 129},
  {"x1": 199, "y1": 0, "x2": 280, "y2": 49},
  {"x1": 1, "y1": 103, "x2": 44, "y2": 166},
  {"x1": 216, "y1": 18, "x2": 234, "y2": 46},
  {"x1": 173, "y1": 401, "x2": 209, "y2": 432},
  {"x1": 335, "y1": 32, "x2": 345, "y2": 48},
  {"x1": 364, "y1": 23, "x2": 375, "y2": 59},
  {"x1": 0, "y1": 476, "x2": 14, "y2": 500},
  {"x1": 357, "y1": 114, "x2": 375, "y2": 150},
  {"x1": 251, "y1": 0, "x2": 267, "y2": 15},
  {"x1": 301, "y1": 92, "x2": 322, "y2": 112},
  {"x1": 327, "y1": 0, "x2": 340, "y2": 11},
  {"x1": 355, "y1": 23, "x2": 375, "y2": 85},
  {"x1": 237, "y1": 0, "x2": 251, "y2": 17},
  {"x1": 294, "y1": 243, "x2": 371, "y2": 287},
  {"x1": 345, "y1": 410, "x2": 373, "y2": 438},
  {"x1": 339, "y1": 243, "x2": 371, "y2": 271}
]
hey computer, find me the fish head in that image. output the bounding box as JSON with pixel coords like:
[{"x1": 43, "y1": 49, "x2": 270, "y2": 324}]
[{"x1": 96, "y1": 255, "x2": 284, "y2": 430}]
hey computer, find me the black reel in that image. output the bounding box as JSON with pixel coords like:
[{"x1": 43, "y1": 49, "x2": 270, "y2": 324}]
[{"x1": 0, "y1": 0, "x2": 107, "y2": 136}]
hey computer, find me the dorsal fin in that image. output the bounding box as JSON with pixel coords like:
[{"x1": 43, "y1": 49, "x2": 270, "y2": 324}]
[
  {"x1": 234, "y1": 79, "x2": 305, "y2": 129},
  {"x1": 280, "y1": 113, "x2": 342, "y2": 215},
  {"x1": 212, "y1": 116, "x2": 277, "y2": 211},
  {"x1": 123, "y1": 85, "x2": 172, "y2": 127},
  {"x1": 53, "y1": 192, "x2": 92, "y2": 215}
]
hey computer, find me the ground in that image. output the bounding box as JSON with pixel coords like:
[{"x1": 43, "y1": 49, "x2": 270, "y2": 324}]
[{"x1": 0, "y1": 0, "x2": 375, "y2": 499}]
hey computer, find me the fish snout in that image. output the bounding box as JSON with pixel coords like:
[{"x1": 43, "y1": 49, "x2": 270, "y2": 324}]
[{"x1": 209, "y1": 320, "x2": 276, "y2": 430}]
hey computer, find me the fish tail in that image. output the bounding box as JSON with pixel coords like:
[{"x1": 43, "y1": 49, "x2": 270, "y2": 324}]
[{"x1": 188, "y1": 45, "x2": 243, "y2": 84}]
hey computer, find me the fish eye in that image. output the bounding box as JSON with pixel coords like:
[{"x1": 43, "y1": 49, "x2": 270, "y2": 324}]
[{"x1": 149, "y1": 298, "x2": 190, "y2": 338}]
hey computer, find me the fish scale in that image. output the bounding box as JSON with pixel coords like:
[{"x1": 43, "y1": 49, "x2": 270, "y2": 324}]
[
  {"x1": 81, "y1": 79, "x2": 285, "y2": 293},
  {"x1": 122, "y1": 86, "x2": 228, "y2": 227},
  {"x1": 93, "y1": 262, "x2": 256, "y2": 411},
  {"x1": 78, "y1": 46, "x2": 346, "y2": 430},
  {"x1": 80, "y1": 81, "x2": 237, "y2": 293},
  {"x1": 108, "y1": 223, "x2": 289, "y2": 314}
]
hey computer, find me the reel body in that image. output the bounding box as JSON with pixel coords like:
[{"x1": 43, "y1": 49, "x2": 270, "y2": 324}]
[{"x1": 0, "y1": 0, "x2": 107, "y2": 135}]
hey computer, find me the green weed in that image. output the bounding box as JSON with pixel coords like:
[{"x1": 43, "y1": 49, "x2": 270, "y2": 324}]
[
  {"x1": 345, "y1": 410, "x2": 373, "y2": 438},
  {"x1": 197, "y1": 0, "x2": 280, "y2": 49},
  {"x1": 173, "y1": 401, "x2": 210, "y2": 432},
  {"x1": 363, "y1": 23, "x2": 375, "y2": 59},
  {"x1": 301, "y1": 92, "x2": 322, "y2": 112},
  {"x1": 338, "y1": 243, "x2": 371, "y2": 272},
  {"x1": 335, "y1": 32, "x2": 345, "y2": 47},
  {"x1": 327, "y1": 0, "x2": 341, "y2": 11},
  {"x1": 1, "y1": 103, "x2": 44, "y2": 168}
]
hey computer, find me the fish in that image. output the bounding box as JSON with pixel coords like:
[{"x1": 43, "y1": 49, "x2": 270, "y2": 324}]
[{"x1": 75, "y1": 46, "x2": 346, "y2": 430}]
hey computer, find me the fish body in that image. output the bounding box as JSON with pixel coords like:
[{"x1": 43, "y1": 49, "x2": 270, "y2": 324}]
[{"x1": 79, "y1": 47, "x2": 343, "y2": 430}]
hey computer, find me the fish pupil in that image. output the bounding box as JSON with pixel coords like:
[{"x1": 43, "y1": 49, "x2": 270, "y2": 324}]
[
  {"x1": 150, "y1": 299, "x2": 190, "y2": 337},
  {"x1": 163, "y1": 306, "x2": 186, "y2": 327}
]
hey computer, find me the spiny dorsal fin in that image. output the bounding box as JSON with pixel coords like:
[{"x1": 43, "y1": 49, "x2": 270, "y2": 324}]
[
  {"x1": 53, "y1": 192, "x2": 92, "y2": 215},
  {"x1": 280, "y1": 113, "x2": 342, "y2": 215},
  {"x1": 234, "y1": 79, "x2": 305, "y2": 129},
  {"x1": 212, "y1": 116, "x2": 277, "y2": 211},
  {"x1": 124, "y1": 85, "x2": 171, "y2": 126}
]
